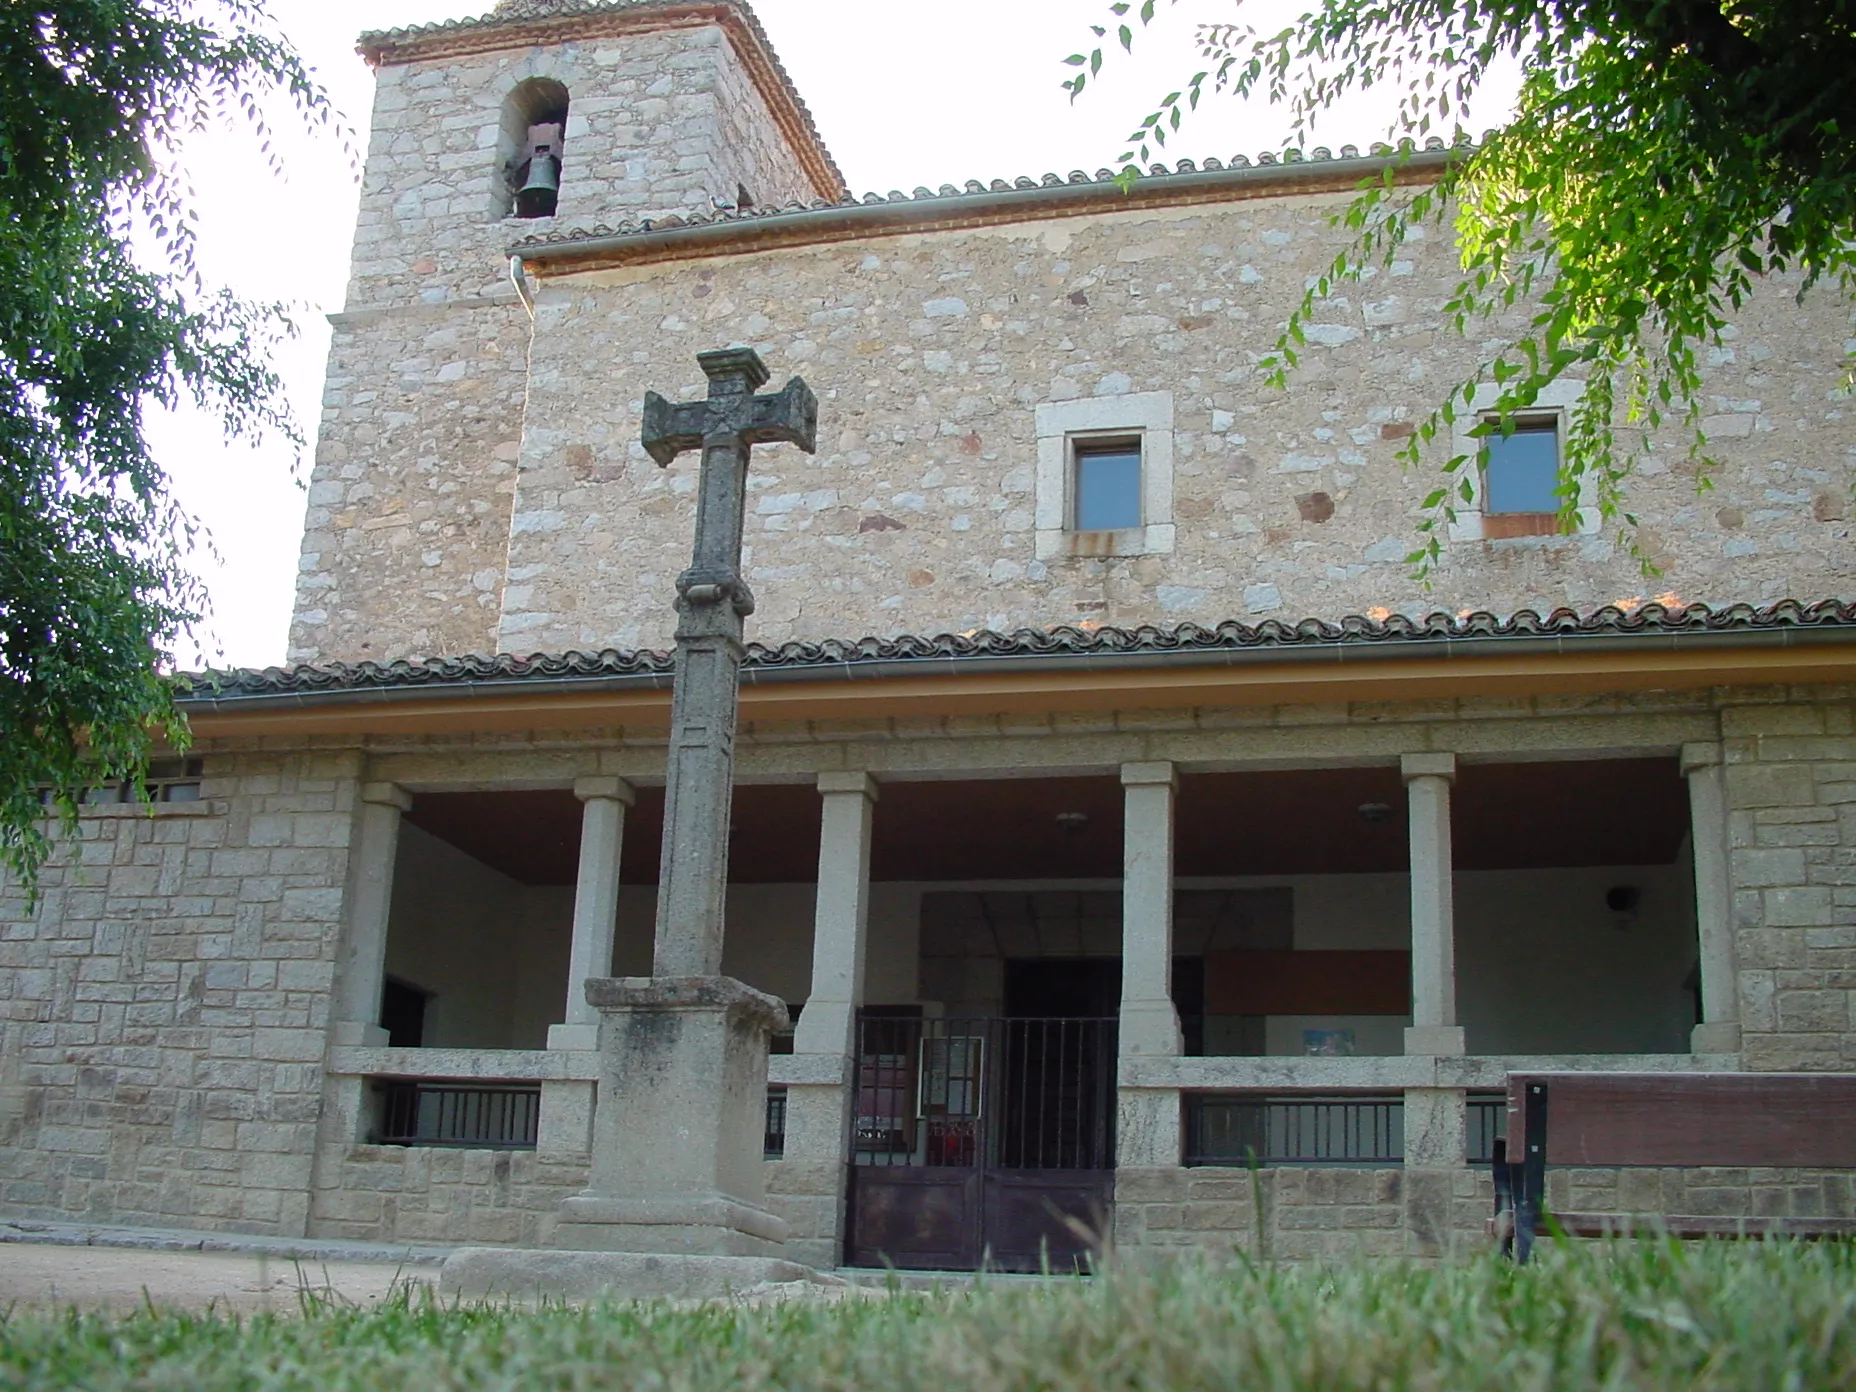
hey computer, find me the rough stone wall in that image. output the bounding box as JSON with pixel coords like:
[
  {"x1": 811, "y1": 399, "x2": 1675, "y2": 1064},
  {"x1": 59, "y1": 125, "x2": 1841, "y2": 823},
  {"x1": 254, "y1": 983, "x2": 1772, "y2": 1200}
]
[
  {"x1": 499, "y1": 195, "x2": 1856, "y2": 654},
  {"x1": 764, "y1": 1156, "x2": 837, "y2": 1269},
  {"x1": 1112, "y1": 1162, "x2": 1856, "y2": 1261},
  {"x1": 289, "y1": 23, "x2": 829, "y2": 663},
  {"x1": 711, "y1": 35, "x2": 822, "y2": 214},
  {"x1": 1553, "y1": 1163, "x2": 1856, "y2": 1224},
  {"x1": 309, "y1": 1145, "x2": 588, "y2": 1247},
  {"x1": 0, "y1": 752, "x2": 362, "y2": 1235},
  {"x1": 1724, "y1": 696, "x2": 1856, "y2": 1070},
  {"x1": 295, "y1": 300, "x2": 529, "y2": 663},
  {"x1": 1114, "y1": 1166, "x2": 1441, "y2": 1262}
]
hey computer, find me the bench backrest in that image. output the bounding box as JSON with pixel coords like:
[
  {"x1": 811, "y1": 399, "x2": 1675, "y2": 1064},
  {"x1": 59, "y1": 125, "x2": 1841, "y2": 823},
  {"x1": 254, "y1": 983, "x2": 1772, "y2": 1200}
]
[{"x1": 1506, "y1": 1072, "x2": 1856, "y2": 1168}]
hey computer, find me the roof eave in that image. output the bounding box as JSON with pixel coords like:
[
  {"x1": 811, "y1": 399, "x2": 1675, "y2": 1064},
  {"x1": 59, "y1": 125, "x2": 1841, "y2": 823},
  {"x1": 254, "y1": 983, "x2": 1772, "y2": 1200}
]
[
  {"x1": 512, "y1": 147, "x2": 1460, "y2": 273},
  {"x1": 176, "y1": 618, "x2": 1856, "y2": 719}
]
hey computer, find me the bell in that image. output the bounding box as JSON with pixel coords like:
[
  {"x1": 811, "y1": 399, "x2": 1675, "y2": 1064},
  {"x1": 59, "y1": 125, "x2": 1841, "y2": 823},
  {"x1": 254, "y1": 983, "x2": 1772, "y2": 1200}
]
[{"x1": 514, "y1": 145, "x2": 560, "y2": 219}]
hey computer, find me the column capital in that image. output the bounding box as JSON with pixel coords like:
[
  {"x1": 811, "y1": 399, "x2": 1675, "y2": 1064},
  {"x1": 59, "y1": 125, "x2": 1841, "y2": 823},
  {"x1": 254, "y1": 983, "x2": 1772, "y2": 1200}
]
[
  {"x1": 1400, "y1": 752, "x2": 1456, "y2": 784},
  {"x1": 360, "y1": 781, "x2": 412, "y2": 812},
  {"x1": 816, "y1": 771, "x2": 879, "y2": 801},
  {"x1": 1120, "y1": 760, "x2": 1177, "y2": 789},
  {"x1": 1680, "y1": 742, "x2": 1723, "y2": 776},
  {"x1": 574, "y1": 775, "x2": 636, "y2": 804}
]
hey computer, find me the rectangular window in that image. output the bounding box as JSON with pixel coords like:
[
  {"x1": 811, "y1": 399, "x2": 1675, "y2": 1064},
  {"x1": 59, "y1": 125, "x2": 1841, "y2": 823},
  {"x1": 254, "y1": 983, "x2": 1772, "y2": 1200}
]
[
  {"x1": 1482, "y1": 418, "x2": 1560, "y2": 514},
  {"x1": 1072, "y1": 438, "x2": 1142, "y2": 531}
]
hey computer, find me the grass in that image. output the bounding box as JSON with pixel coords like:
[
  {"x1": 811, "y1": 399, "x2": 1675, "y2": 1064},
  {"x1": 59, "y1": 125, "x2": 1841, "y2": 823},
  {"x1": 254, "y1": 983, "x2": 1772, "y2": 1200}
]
[{"x1": 1, "y1": 1241, "x2": 1853, "y2": 1390}]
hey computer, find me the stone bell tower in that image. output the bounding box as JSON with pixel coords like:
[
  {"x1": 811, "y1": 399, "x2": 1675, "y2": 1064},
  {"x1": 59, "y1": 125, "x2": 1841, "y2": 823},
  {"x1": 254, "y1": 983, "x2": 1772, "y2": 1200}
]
[{"x1": 288, "y1": 0, "x2": 844, "y2": 666}]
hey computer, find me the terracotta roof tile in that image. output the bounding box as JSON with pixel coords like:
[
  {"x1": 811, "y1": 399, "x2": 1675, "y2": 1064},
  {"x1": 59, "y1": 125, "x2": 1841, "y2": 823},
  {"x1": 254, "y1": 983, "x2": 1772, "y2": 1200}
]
[
  {"x1": 510, "y1": 138, "x2": 1492, "y2": 255},
  {"x1": 181, "y1": 599, "x2": 1856, "y2": 701}
]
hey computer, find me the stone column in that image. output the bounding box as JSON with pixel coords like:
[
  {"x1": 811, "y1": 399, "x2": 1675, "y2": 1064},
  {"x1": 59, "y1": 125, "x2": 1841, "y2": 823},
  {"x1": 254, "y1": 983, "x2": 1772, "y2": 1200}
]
[
  {"x1": 1120, "y1": 761, "x2": 1182, "y2": 1057},
  {"x1": 550, "y1": 777, "x2": 635, "y2": 1049},
  {"x1": 543, "y1": 776, "x2": 634, "y2": 1156},
  {"x1": 1683, "y1": 742, "x2": 1741, "y2": 1054},
  {"x1": 1402, "y1": 753, "x2": 1465, "y2": 1056},
  {"x1": 784, "y1": 772, "x2": 878, "y2": 1268},
  {"x1": 329, "y1": 782, "x2": 411, "y2": 1048}
]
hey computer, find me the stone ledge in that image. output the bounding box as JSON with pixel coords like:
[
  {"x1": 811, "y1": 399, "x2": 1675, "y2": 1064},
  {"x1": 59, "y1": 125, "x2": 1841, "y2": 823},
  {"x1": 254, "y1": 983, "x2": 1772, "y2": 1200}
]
[
  {"x1": 50, "y1": 801, "x2": 226, "y2": 820},
  {"x1": 1123, "y1": 1053, "x2": 1736, "y2": 1090},
  {"x1": 327, "y1": 1046, "x2": 600, "y2": 1081},
  {"x1": 441, "y1": 1246, "x2": 838, "y2": 1300},
  {"x1": 0, "y1": 1217, "x2": 449, "y2": 1265}
]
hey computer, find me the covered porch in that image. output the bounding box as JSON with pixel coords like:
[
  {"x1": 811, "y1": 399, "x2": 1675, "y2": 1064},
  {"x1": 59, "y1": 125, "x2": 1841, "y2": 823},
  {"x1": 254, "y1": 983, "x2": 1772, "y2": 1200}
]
[{"x1": 321, "y1": 737, "x2": 1734, "y2": 1268}]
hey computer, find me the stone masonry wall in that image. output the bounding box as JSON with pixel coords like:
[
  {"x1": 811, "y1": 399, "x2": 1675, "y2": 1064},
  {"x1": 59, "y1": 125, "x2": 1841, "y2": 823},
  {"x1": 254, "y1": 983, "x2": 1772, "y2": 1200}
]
[
  {"x1": 289, "y1": 22, "x2": 827, "y2": 663},
  {"x1": 1112, "y1": 1162, "x2": 1856, "y2": 1262},
  {"x1": 309, "y1": 1144, "x2": 589, "y2": 1247},
  {"x1": 1724, "y1": 696, "x2": 1856, "y2": 1071},
  {"x1": 497, "y1": 193, "x2": 1856, "y2": 655},
  {"x1": 295, "y1": 298, "x2": 529, "y2": 663},
  {"x1": 0, "y1": 751, "x2": 362, "y2": 1235}
]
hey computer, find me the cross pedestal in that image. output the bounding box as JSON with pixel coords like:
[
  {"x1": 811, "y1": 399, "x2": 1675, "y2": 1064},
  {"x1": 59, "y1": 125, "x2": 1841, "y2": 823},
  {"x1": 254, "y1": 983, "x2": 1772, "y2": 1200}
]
[{"x1": 551, "y1": 977, "x2": 790, "y2": 1257}]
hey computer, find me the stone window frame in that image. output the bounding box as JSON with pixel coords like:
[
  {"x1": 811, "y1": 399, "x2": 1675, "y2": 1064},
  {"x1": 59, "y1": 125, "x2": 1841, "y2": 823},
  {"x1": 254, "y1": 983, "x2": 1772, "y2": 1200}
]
[
  {"x1": 1033, "y1": 391, "x2": 1176, "y2": 559},
  {"x1": 1446, "y1": 379, "x2": 1599, "y2": 543}
]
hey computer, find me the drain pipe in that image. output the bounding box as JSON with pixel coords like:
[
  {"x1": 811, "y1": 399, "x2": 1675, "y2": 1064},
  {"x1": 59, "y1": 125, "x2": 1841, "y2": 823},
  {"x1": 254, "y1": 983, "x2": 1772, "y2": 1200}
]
[{"x1": 508, "y1": 255, "x2": 536, "y2": 320}]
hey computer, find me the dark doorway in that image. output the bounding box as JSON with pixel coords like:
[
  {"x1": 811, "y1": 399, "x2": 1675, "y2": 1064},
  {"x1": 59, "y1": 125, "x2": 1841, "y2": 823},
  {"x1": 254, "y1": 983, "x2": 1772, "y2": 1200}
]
[
  {"x1": 379, "y1": 976, "x2": 431, "y2": 1049},
  {"x1": 1004, "y1": 958, "x2": 1120, "y2": 1018}
]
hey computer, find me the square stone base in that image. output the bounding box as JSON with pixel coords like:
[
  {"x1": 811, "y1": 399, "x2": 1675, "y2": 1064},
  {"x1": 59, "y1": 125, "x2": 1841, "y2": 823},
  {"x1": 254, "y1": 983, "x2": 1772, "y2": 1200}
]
[
  {"x1": 554, "y1": 1194, "x2": 789, "y2": 1258},
  {"x1": 441, "y1": 1246, "x2": 835, "y2": 1301}
]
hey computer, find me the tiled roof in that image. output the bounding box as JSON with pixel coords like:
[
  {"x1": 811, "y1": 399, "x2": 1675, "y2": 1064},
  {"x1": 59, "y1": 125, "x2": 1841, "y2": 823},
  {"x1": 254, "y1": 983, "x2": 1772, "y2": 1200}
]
[
  {"x1": 179, "y1": 600, "x2": 1856, "y2": 703},
  {"x1": 513, "y1": 137, "x2": 1477, "y2": 256},
  {"x1": 357, "y1": 0, "x2": 844, "y2": 199}
]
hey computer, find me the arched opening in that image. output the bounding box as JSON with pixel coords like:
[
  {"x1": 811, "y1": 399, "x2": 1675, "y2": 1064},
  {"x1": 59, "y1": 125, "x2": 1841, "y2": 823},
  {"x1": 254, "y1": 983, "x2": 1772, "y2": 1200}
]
[{"x1": 494, "y1": 77, "x2": 570, "y2": 220}]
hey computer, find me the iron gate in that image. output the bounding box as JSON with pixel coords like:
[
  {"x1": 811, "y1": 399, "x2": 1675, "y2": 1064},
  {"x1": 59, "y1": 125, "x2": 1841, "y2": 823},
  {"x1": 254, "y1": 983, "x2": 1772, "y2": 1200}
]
[{"x1": 845, "y1": 1014, "x2": 1117, "y2": 1271}]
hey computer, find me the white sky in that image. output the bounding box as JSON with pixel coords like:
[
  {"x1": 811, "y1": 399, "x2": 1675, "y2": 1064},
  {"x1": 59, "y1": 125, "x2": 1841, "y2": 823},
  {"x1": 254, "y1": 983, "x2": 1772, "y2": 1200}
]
[{"x1": 153, "y1": 0, "x2": 1515, "y2": 670}]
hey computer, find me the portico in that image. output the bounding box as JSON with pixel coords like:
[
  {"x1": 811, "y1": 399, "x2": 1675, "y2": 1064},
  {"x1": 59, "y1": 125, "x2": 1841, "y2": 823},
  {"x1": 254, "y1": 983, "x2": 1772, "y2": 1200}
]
[{"x1": 291, "y1": 631, "x2": 1752, "y2": 1267}]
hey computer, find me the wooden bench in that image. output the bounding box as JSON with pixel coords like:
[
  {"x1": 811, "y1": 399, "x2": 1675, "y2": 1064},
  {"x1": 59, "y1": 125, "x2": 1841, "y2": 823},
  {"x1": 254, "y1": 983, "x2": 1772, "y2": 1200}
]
[{"x1": 1492, "y1": 1072, "x2": 1856, "y2": 1262}]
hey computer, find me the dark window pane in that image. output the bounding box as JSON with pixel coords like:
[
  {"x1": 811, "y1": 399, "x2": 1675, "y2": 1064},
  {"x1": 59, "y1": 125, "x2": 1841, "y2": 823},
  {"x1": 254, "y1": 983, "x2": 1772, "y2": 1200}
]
[
  {"x1": 1075, "y1": 446, "x2": 1142, "y2": 530},
  {"x1": 1483, "y1": 422, "x2": 1560, "y2": 513}
]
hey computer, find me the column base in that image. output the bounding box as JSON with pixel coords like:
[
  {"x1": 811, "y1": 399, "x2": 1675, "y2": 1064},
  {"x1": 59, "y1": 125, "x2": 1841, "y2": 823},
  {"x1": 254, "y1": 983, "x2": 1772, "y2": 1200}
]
[
  {"x1": 1402, "y1": 1087, "x2": 1466, "y2": 1168},
  {"x1": 1403, "y1": 1025, "x2": 1466, "y2": 1057},
  {"x1": 546, "y1": 1023, "x2": 600, "y2": 1052},
  {"x1": 1117, "y1": 1087, "x2": 1183, "y2": 1168},
  {"x1": 537, "y1": 1079, "x2": 596, "y2": 1156},
  {"x1": 327, "y1": 1021, "x2": 389, "y2": 1047},
  {"x1": 1119, "y1": 999, "x2": 1183, "y2": 1056},
  {"x1": 1691, "y1": 1021, "x2": 1742, "y2": 1055}
]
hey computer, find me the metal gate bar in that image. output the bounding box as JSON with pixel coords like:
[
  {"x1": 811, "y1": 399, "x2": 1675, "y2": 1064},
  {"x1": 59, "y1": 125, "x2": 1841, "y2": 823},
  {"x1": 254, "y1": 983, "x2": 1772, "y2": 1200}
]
[{"x1": 847, "y1": 1014, "x2": 1117, "y2": 1271}]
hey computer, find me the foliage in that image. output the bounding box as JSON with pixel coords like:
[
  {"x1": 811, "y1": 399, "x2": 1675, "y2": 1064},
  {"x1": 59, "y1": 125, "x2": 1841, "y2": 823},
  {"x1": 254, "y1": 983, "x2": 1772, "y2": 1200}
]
[
  {"x1": 2, "y1": 1242, "x2": 1855, "y2": 1389},
  {"x1": 1065, "y1": 0, "x2": 1856, "y2": 574},
  {"x1": 0, "y1": 0, "x2": 330, "y2": 888}
]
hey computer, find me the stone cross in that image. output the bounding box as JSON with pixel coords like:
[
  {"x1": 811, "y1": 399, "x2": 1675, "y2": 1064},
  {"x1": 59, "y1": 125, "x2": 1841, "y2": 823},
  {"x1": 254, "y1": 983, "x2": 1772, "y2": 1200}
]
[{"x1": 641, "y1": 347, "x2": 817, "y2": 977}]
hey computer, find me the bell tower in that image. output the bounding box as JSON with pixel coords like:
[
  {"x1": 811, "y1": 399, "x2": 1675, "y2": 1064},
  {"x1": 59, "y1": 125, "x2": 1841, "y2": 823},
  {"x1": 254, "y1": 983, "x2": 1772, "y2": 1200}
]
[{"x1": 288, "y1": 0, "x2": 844, "y2": 665}]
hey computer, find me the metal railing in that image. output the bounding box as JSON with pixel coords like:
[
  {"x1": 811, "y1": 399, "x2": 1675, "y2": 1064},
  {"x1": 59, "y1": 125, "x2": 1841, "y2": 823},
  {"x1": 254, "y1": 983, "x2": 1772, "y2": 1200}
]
[
  {"x1": 44, "y1": 757, "x2": 205, "y2": 807},
  {"x1": 1466, "y1": 1094, "x2": 1506, "y2": 1165},
  {"x1": 372, "y1": 1080, "x2": 540, "y2": 1149},
  {"x1": 853, "y1": 1014, "x2": 1118, "y2": 1170},
  {"x1": 765, "y1": 1086, "x2": 787, "y2": 1158},
  {"x1": 1185, "y1": 1093, "x2": 1405, "y2": 1167}
]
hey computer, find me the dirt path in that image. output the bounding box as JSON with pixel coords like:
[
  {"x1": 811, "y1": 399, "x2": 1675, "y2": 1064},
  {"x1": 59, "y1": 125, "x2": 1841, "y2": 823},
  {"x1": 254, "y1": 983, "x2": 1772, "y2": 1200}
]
[{"x1": 0, "y1": 1244, "x2": 437, "y2": 1314}]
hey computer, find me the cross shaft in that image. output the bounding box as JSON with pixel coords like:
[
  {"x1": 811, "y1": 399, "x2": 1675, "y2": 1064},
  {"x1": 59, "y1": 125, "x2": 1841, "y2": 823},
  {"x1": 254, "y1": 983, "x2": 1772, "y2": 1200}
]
[{"x1": 640, "y1": 348, "x2": 817, "y2": 976}]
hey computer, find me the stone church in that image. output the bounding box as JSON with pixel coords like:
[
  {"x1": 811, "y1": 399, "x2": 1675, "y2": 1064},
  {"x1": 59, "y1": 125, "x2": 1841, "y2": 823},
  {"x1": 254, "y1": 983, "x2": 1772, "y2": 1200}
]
[{"x1": 4, "y1": 0, "x2": 1856, "y2": 1272}]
